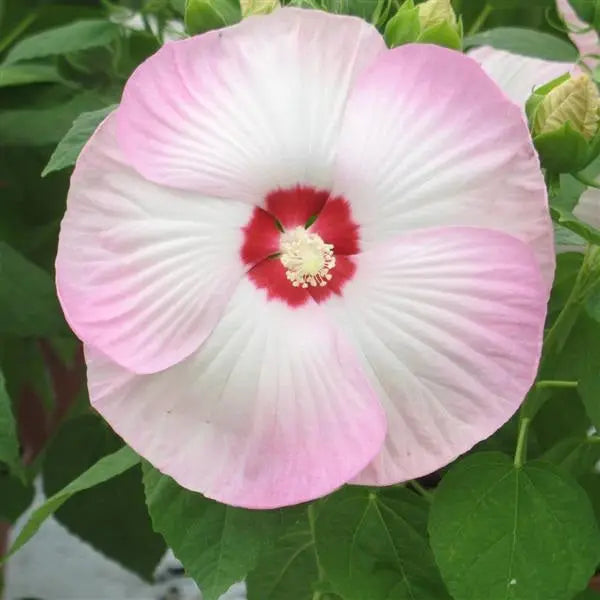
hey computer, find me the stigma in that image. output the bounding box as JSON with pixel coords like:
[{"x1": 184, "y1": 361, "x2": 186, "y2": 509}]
[{"x1": 279, "y1": 226, "x2": 336, "y2": 288}]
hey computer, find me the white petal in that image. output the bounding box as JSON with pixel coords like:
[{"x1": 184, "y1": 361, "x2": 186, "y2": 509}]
[
  {"x1": 116, "y1": 8, "x2": 386, "y2": 201},
  {"x1": 57, "y1": 113, "x2": 252, "y2": 374},
  {"x1": 86, "y1": 279, "x2": 387, "y2": 508},
  {"x1": 332, "y1": 44, "x2": 555, "y2": 288},
  {"x1": 574, "y1": 186, "x2": 600, "y2": 229},
  {"x1": 323, "y1": 228, "x2": 547, "y2": 484},
  {"x1": 468, "y1": 45, "x2": 573, "y2": 107}
]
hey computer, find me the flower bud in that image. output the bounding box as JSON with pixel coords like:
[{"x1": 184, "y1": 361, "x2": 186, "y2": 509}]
[
  {"x1": 240, "y1": 0, "x2": 279, "y2": 17},
  {"x1": 527, "y1": 73, "x2": 600, "y2": 173},
  {"x1": 385, "y1": 0, "x2": 462, "y2": 50},
  {"x1": 533, "y1": 74, "x2": 600, "y2": 140},
  {"x1": 417, "y1": 0, "x2": 457, "y2": 30}
]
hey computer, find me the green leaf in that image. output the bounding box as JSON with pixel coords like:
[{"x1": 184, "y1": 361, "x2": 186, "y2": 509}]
[
  {"x1": 575, "y1": 590, "x2": 600, "y2": 600},
  {"x1": 579, "y1": 473, "x2": 600, "y2": 523},
  {"x1": 549, "y1": 252, "x2": 585, "y2": 317},
  {"x1": 465, "y1": 28, "x2": 578, "y2": 61},
  {"x1": 0, "y1": 472, "x2": 34, "y2": 523},
  {"x1": 0, "y1": 242, "x2": 67, "y2": 337},
  {"x1": 315, "y1": 486, "x2": 450, "y2": 600},
  {"x1": 0, "y1": 63, "x2": 62, "y2": 87},
  {"x1": 0, "y1": 91, "x2": 115, "y2": 146},
  {"x1": 532, "y1": 390, "x2": 590, "y2": 452},
  {"x1": 534, "y1": 123, "x2": 592, "y2": 174},
  {"x1": 579, "y1": 370, "x2": 600, "y2": 432},
  {"x1": 5, "y1": 445, "x2": 139, "y2": 561},
  {"x1": 384, "y1": 1, "x2": 420, "y2": 47},
  {"x1": 4, "y1": 19, "x2": 120, "y2": 64},
  {"x1": 42, "y1": 104, "x2": 116, "y2": 176},
  {"x1": 429, "y1": 452, "x2": 600, "y2": 600},
  {"x1": 575, "y1": 591, "x2": 600, "y2": 600},
  {"x1": 184, "y1": 0, "x2": 241, "y2": 34},
  {"x1": 541, "y1": 437, "x2": 600, "y2": 478},
  {"x1": 588, "y1": 285, "x2": 600, "y2": 323},
  {"x1": 0, "y1": 369, "x2": 20, "y2": 475},
  {"x1": 43, "y1": 415, "x2": 165, "y2": 580},
  {"x1": 417, "y1": 21, "x2": 463, "y2": 51},
  {"x1": 246, "y1": 511, "x2": 319, "y2": 600},
  {"x1": 550, "y1": 204, "x2": 600, "y2": 247},
  {"x1": 142, "y1": 464, "x2": 280, "y2": 600}
]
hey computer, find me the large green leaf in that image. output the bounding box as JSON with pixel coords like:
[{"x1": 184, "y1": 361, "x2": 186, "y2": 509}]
[
  {"x1": 4, "y1": 19, "x2": 120, "y2": 64},
  {"x1": 429, "y1": 452, "x2": 600, "y2": 600},
  {"x1": 579, "y1": 372, "x2": 600, "y2": 432},
  {"x1": 315, "y1": 486, "x2": 450, "y2": 600},
  {"x1": 579, "y1": 473, "x2": 600, "y2": 523},
  {"x1": 541, "y1": 436, "x2": 600, "y2": 478},
  {"x1": 576, "y1": 591, "x2": 600, "y2": 599},
  {"x1": 465, "y1": 27, "x2": 578, "y2": 61},
  {"x1": 42, "y1": 104, "x2": 116, "y2": 176},
  {"x1": 0, "y1": 472, "x2": 33, "y2": 523},
  {"x1": 575, "y1": 590, "x2": 600, "y2": 600},
  {"x1": 246, "y1": 511, "x2": 319, "y2": 600},
  {"x1": 0, "y1": 63, "x2": 62, "y2": 87},
  {"x1": 0, "y1": 242, "x2": 66, "y2": 337},
  {"x1": 43, "y1": 415, "x2": 165, "y2": 580},
  {"x1": 143, "y1": 464, "x2": 281, "y2": 600},
  {"x1": 5, "y1": 445, "x2": 139, "y2": 561},
  {"x1": 0, "y1": 369, "x2": 19, "y2": 475},
  {"x1": 0, "y1": 91, "x2": 114, "y2": 146}
]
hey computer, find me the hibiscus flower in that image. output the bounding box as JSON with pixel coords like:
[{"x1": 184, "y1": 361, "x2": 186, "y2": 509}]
[{"x1": 56, "y1": 8, "x2": 552, "y2": 508}]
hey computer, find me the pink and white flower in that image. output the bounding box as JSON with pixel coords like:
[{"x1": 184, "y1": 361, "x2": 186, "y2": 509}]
[{"x1": 56, "y1": 8, "x2": 553, "y2": 508}]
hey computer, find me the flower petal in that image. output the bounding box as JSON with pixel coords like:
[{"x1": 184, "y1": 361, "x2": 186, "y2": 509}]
[
  {"x1": 86, "y1": 279, "x2": 387, "y2": 508},
  {"x1": 468, "y1": 45, "x2": 573, "y2": 107},
  {"x1": 574, "y1": 187, "x2": 600, "y2": 228},
  {"x1": 116, "y1": 7, "x2": 386, "y2": 201},
  {"x1": 56, "y1": 113, "x2": 252, "y2": 374},
  {"x1": 332, "y1": 44, "x2": 555, "y2": 288},
  {"x1": 556, "y1": 0, "x2": 599, "y2": 70},
  {"x1": 323, "y1": 227, "x2": 547, "y2": 485}
]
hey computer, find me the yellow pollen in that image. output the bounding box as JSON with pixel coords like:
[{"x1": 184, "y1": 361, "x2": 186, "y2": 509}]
[{"x1": 279, "y1": 226, "x2": 336, "y2": 288}]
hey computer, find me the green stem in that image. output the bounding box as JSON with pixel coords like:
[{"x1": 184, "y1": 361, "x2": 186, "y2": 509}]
[
  {"x1": 544, "y1": 244, "x2": 600, "y2": 356},
  {"x1": 409, "y1": 480, "x2": 433, "y2": 502},
  {"x1": 466, "y1": 3, "x2": 492, "y2": 36},
  {"x1": 573, "y1": 172, "x2": 600, "y2": 189},
  {"x1": 522, "y1": 244, "x2": 600, "y2": 421},
  {"x1": 535, "y1": 380, "x2": 578, "y2": 389},
  {"x1": 307, "y1": 503, "x2": 325, "y2": 600},
  {"x1": 514, "y1": 416, "x2": 531, "y2": 468}
]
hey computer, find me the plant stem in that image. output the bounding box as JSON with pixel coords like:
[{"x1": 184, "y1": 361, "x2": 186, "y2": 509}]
[
  {"x1": 467, "y1": 3, "x2": 492, "y2": 36},
  {"x1": 307, "y1": 503, "x2": 325, "y2": 600},
  {"x1": 535, "y1": 380, "x2": 578, "y2": 389},
  {"x1": 573, "y1": 172, "x2": 600, "y2": 189},
  {"x1": 409, "y1": 480, "x2": 433, "y2": 502},
  {"x1": 521, "y1": 244, "x2": 600, "y2": 421},
  {"x1": 544, "y1": 244, "x2": 600, "y2": 358},
  {"x1": 514, "y1": 416, "x2": 531, "y2": 468}
]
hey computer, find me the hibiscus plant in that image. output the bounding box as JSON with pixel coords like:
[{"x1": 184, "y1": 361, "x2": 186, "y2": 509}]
[{"x1": 1, "y1": 0, "x2": 600, "y2": 599}]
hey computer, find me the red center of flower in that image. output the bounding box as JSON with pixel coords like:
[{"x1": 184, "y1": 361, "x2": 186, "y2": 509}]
[{"x1": 240, "y1": 186, "x2": 359, "y2": 307}]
